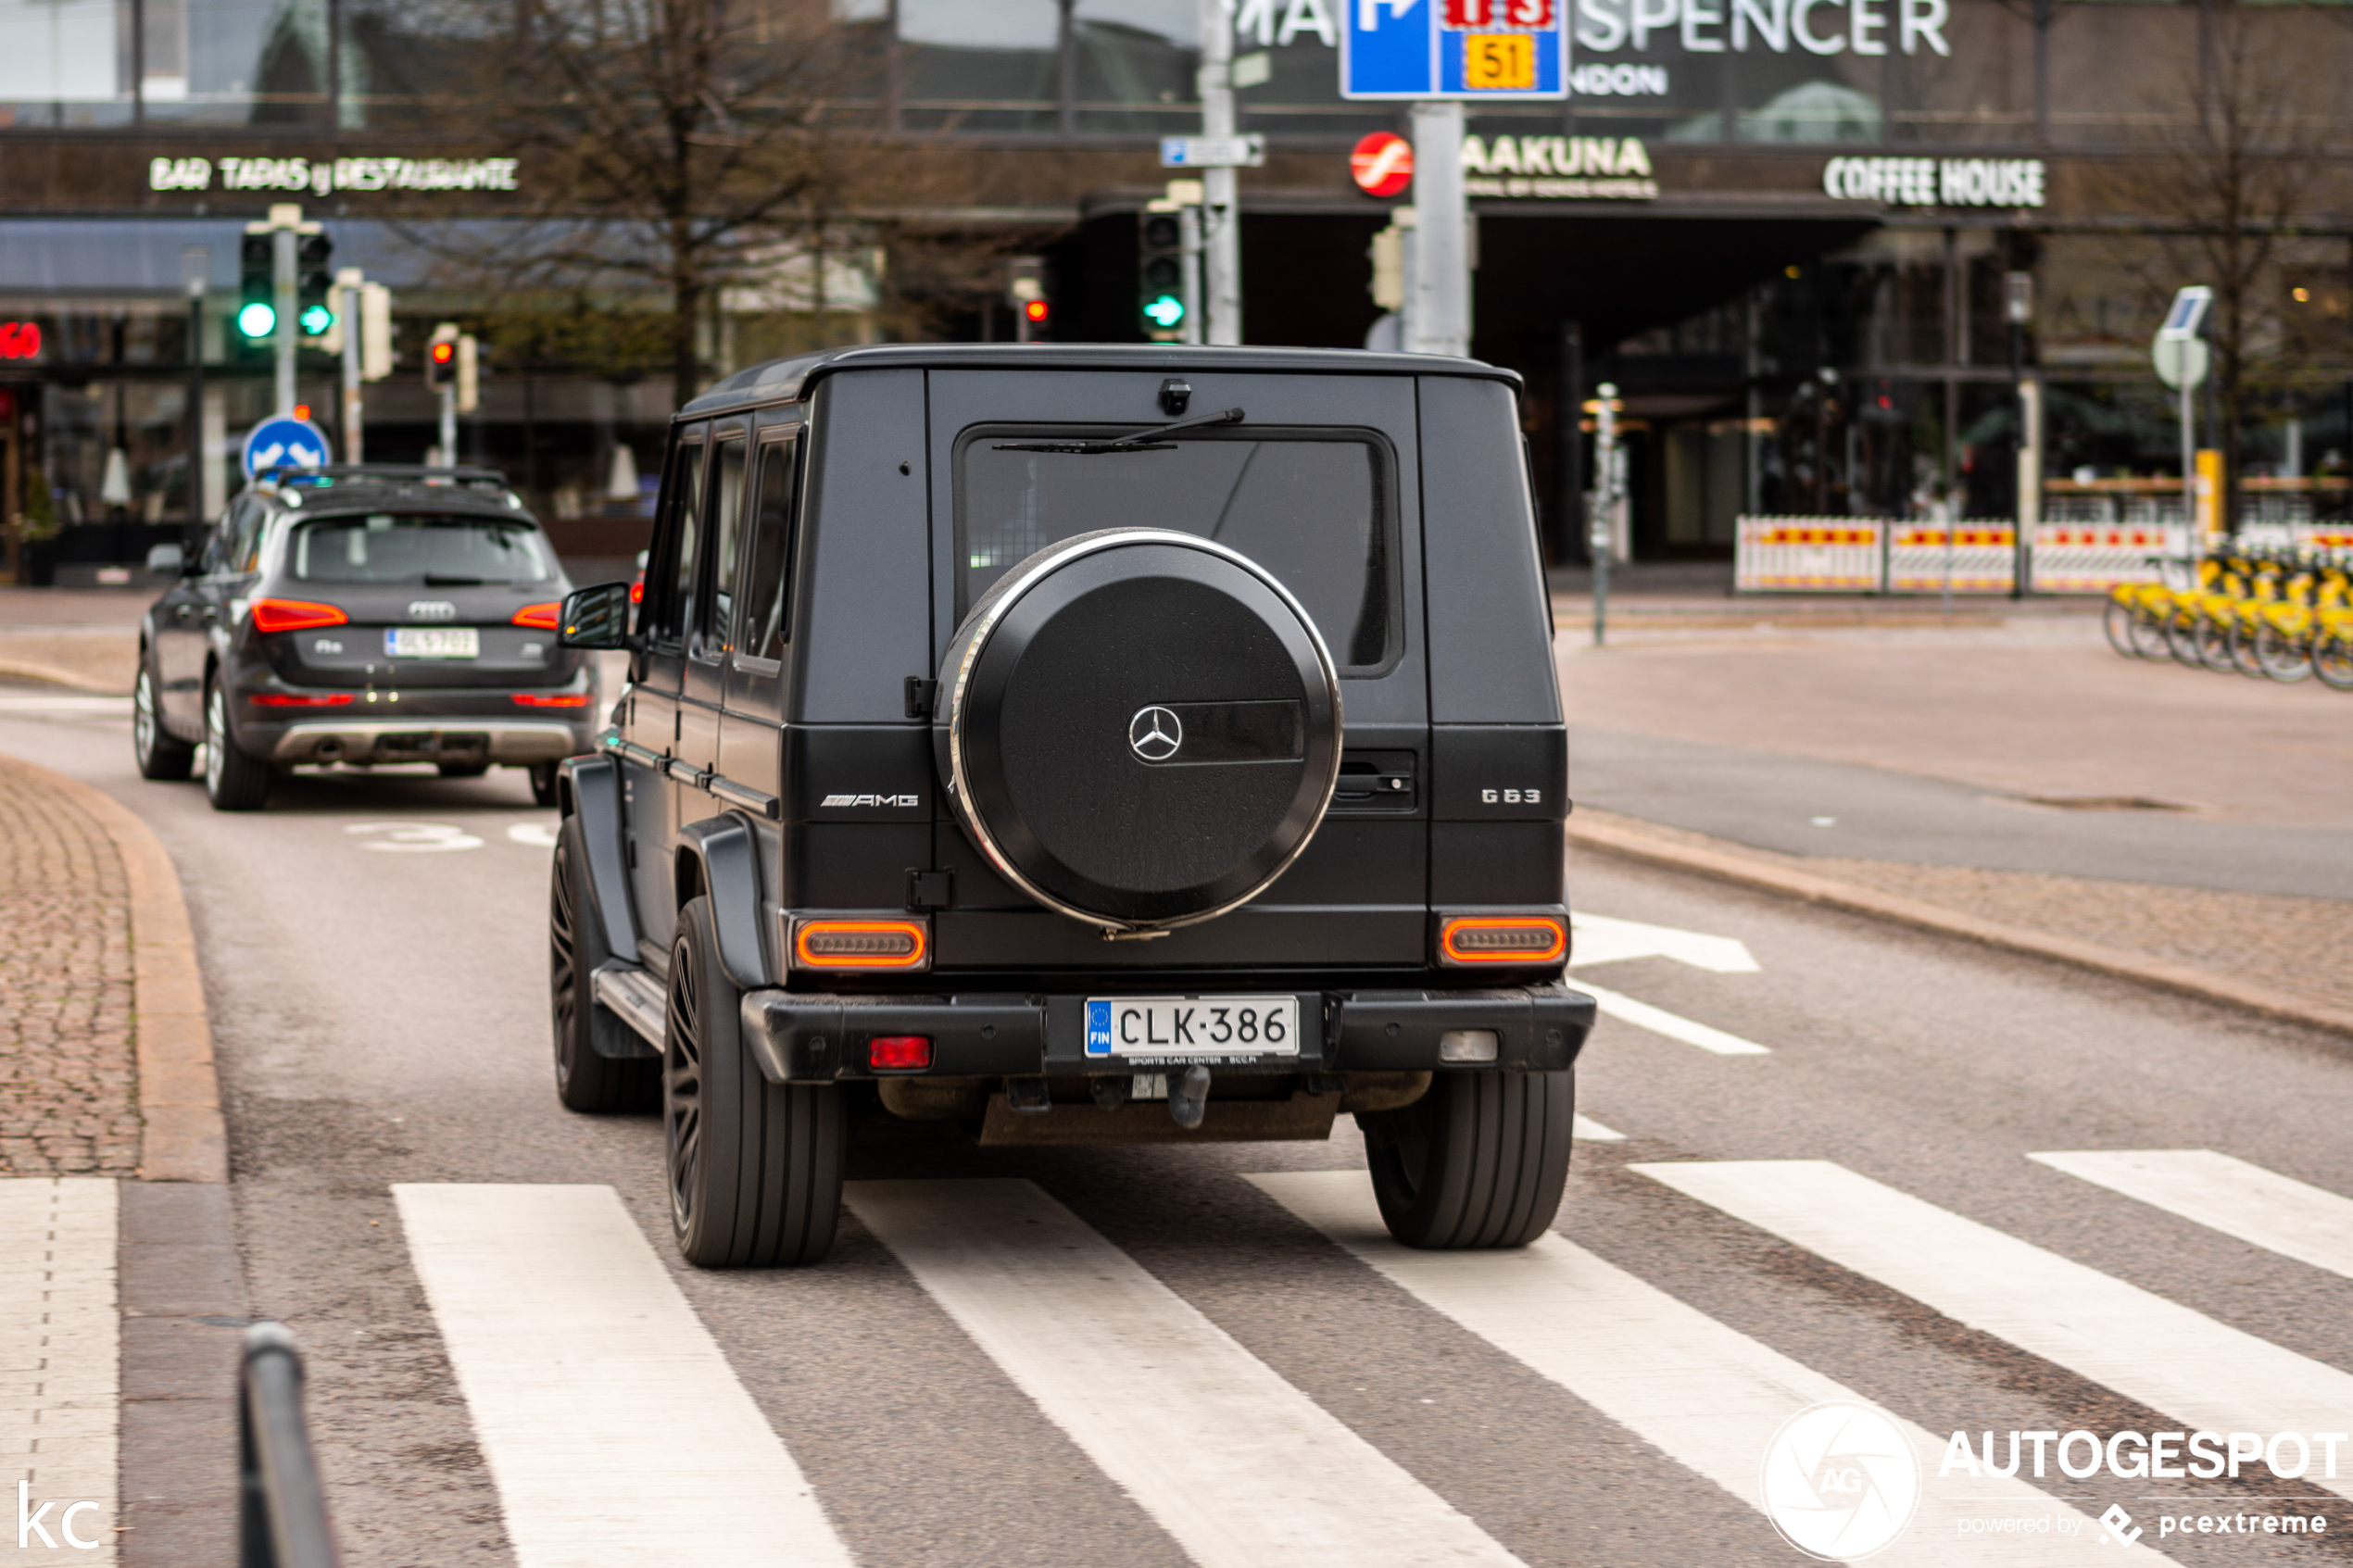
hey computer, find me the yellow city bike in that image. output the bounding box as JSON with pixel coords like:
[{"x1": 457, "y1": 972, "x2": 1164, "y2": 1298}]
[
  {"x1": 2108, "y1": 543, "x2": 2353, "y2": 686},
  {"x1": 2250, "y1": 555, "x2": 2353, "y2": 686}
]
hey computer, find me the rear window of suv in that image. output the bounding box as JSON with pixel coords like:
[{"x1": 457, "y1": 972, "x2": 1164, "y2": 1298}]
[
  {"x1": 291, "y1": 513, "x2": 555, "y2": 585},
  {"x1": 955, "y1": 428, "x2": 1397, "y2": 672}
]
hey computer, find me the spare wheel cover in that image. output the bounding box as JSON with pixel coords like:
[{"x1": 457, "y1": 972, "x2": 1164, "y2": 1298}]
[{"x1": 938, "y1": 529, "x2": 1342, "y2": 932}]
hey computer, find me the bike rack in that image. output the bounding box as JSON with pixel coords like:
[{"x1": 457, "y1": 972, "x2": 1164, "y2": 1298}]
[{"x1": 239, "y1": 1323, "x2": 342, "y2": 1568}]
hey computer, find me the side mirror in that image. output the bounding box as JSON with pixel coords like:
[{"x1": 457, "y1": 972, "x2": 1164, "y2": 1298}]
[
  {"x1": 559, "y1": 582, "x2": 635, "y2": 650},
  {"x1": 148, "y1": 543, "x2": 187, "y2": 577}
]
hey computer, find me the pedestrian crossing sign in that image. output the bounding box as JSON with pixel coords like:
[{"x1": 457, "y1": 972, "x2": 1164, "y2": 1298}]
[{"x1": 1341, "y1": 0, "x2": 1567, "y2": 101}]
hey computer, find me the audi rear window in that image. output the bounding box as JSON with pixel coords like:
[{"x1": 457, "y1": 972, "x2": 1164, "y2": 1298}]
[
  {"x1": 291, "y1": 514, "x2": 554, "y2": 585},
  {"x1": 955, "y1": 429, "x2": 1396, "y2": 671}
]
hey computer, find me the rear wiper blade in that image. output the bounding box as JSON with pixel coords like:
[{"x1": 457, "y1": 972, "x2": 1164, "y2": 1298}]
[
  {"x1": 422, "y1": 573, "x2": 488, "y2": 585},
  {"x1": 993, "y1": 406, "x2": 1245, "y2": 456}
]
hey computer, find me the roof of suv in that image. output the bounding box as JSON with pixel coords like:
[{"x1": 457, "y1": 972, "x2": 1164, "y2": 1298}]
[
  {"x1": 680, "y1": 343, "x2": 1522, "y2": 420},
  {"x1": 245, "y1": 467, "x2": 534, "y2": 522}
]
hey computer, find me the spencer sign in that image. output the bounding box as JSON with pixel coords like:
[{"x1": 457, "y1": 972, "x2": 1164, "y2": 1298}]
[
  {"x1": 149, "y1": 156, "x2": 521, "y2": 198},
  {"x1": 1822, "y1": 155, "x2": 2045, "y2": 207}
]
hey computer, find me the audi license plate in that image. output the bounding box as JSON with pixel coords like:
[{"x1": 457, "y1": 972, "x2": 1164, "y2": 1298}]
[
  {"x1": 1085, "y1": 996, "x2": 1299, "y2": 1060},
  {"x1": 385, "y1": 627, "x2": 479, "y2": 659}
]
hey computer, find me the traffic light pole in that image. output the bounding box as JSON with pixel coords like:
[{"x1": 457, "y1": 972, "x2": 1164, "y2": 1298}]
[
  {"x1": 272, "y1": 227, "x2": 297, "y2": 415},
  {"x1": 341, "y1": 274, "x2": 364, "y2": 464},
  {"x1": 1198, "y1": 0, "x2": 1240, "y2": 345},
  {"x1": 438, "y1": 387, "x2": 457, "y2": 470},
  {"x1": 1407, "y1": 102, "x2": 1469, "y2": 358}
]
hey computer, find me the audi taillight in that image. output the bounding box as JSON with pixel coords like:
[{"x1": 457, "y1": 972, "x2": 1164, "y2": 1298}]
[
  {"x1": 1438, "y1": 915, "x2": 1567, "y2": 966},
  {"x1": 512, "y1": 602, "x2": 561, "y2": 630},
  {"x1": 793, "y1": 918, "x2": 929, "y2": 972},
  {"x1": 513, "y1": 693, "x2": 592, "y2": 708},
  {"x1": 248, "y1": 692, "x2": 355, "y2": 708},
  {"x1": 250, "y1": 598, "x2": 347, "y2": 633}
]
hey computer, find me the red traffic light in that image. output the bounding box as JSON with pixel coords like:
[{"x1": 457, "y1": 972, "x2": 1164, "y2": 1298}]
[
  {"x1": 1024, "y1": 299, "x2": 1049, "y2": 323},
  {"x1": 430, "y1": 341, "x2": 456, "y2": 365}
]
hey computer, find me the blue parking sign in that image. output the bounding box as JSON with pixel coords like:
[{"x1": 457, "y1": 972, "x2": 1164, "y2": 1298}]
[{"x1": 1341, "y1": 0, "x2": 1567, "y2": 101}]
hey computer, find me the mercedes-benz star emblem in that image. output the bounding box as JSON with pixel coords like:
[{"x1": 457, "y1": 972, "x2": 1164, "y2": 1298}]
[{"x1": 1128, "y1": 706, "x2": 1183, "y2": 762}]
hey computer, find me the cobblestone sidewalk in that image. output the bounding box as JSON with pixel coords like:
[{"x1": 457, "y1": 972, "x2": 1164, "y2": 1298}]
[{"x1": 0, "y1": 753, "x2": 140, "y2": 1175}]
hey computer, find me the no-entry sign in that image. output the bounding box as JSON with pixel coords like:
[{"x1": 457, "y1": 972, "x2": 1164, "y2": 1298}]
[{"x1": 1351, "y1": 132, "x2": 1414, "y2": 197}]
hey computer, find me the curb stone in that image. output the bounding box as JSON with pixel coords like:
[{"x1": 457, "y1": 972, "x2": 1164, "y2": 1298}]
[
  {"x1": 1567, "y1": 809, "x2": 2353, "y2": 1046},
  {"x1": 0, "y1": 657, "x2": 128, "y2": 694},
  {"x1": 13, "y1": 759, "x2": 226, "y2": 1182}
]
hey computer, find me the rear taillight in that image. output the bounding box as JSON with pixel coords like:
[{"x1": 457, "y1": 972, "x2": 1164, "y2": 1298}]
[
  {"x1": 250, "y1": 598, "x2": 348, "y2": 633},
  {"x1": 793, "y1": 918, "x2": 929, "y2": 972},
  {"x1": 1438, "y1": 915, "x2": 1567, "y2": 966},
  {"x1": 512, "y1": 693, "x2": 592, "y2": 708},
  {"x1": 512, "y1": 602, "x2": 561, "y2": 630},
  {"x1": 629, "y1": 581, "x2": 644, "y2": 604},
  {"x1": 248, "y1": 692, "x2": 356, "y2": 708},
  {"x1": 868, "y1": 1035, "x2": 933, "y2": 1071}
]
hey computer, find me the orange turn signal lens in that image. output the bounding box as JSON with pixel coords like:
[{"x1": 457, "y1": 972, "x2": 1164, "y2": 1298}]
[
  {"x1": 794, "y1": 918, "x2": 929, "y2": 971},
  {"x1": 250, "y1": 597, "x2": 348, "y2": 633},
  {"x1": 1439, "y1": 915, "x2": 1567, "y2": 966},
  {"x1": 512, "y1": 602, "x2": 561, "y2": 630}
]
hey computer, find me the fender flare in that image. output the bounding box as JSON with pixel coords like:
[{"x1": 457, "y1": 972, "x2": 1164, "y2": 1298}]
[
  {"x1": 675, "y1": 814, "x2": 771, "y2": 989},
  {"x1": 559, "y1": 756, "x2": 640, "y2": 960}
]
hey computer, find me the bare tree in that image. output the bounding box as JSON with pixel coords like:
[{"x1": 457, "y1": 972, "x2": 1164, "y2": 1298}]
[
  {"x1": 435, "y1": 0, "x2": 892, "y2": 408},
  {"x1": 2104, "y1": 6, "x2": 2349, "y2": 519}
]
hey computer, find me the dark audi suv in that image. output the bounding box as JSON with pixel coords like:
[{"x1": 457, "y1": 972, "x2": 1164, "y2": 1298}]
[
  {"x1": 550, "y1": 345, "x2": 1595, "y2": 1268},
  {"x1": 135, "y1": 464, "x2": 599, "y2": 810}
]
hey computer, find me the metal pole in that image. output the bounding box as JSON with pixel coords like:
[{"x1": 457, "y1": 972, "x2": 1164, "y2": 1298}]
[
  {"x1": 439, "y1": 386, "x2": 456, "y2": 470},
  {"x1": 1198, "y1": 0, "x2": 1241, "y2": 345},
  {"x1": 340, "y1": 278, "x2": 363, "y2": 465},
  {"x1": 1178, "y1": 203, "x2": 1203, "y2": 347},
  {"x1": 2180, "y1": 377, "x2": 2196, "y2": 546},
  {"x1": 182, "y1": 246, "x2": 209, "y2": 548},
  {"x1": 273, "y1": 228, "x2": 297, "y2": 416},
  {"x1": 1409, "y1": 102, "x2": 1468, "y2": 358},
  {"x1": 2011, "y1": 314, "x2": 2025, "y2": 597},
  {"x1": 1558, "y1": 320, "x2": 1583, "y2": 568},
  {"x1": 1592, "y1": 381, "x2": 1617, "y2": 647}
]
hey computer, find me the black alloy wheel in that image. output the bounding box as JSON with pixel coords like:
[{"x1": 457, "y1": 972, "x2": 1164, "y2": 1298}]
[
  {"x1": 662, "y1": 896, "x2": 843, "y2": 1268},
  {"x1": 132, "y1": 657, "x2": 195, "y2": 781},
  {"x1": 202, "y1": 674, "x2": 274, "y2": 811},
  {"x1": 1362, "y1": 1069, "x2": 1575, "y2": 1249},
  {"x1": 549, "y1": 817, "x2": 658, "y2": 1113}
]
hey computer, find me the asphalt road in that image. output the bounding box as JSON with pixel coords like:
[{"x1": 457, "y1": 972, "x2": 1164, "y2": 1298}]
[{"x1": 6, "y1": 690, "x2": 2352, "y2": 1568}]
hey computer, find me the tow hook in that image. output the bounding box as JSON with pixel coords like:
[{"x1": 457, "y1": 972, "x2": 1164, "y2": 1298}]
[{"x1": 1168, "y1": 1065, "x2": 1211, "y2": 1130}]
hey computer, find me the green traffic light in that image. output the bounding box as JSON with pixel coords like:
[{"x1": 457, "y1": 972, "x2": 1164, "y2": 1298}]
[
  {"x1": 236, "y1": 302, "x2": 277, "y2": 339},
  {"x1": 1143, "y1": 295, "x2": 1185, "y2": 329},
  {"x1": 299, "y1": 304, "x2": 335, "y2": 336}
]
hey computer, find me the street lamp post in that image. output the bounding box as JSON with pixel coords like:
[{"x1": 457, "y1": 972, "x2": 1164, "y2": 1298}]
[
  {"x1": 2006, "y1": 270, "x2": 2034, "y2": 598},
  {"x1": 1592, "y1": 381, "x2": 1619, "y2": 648}
]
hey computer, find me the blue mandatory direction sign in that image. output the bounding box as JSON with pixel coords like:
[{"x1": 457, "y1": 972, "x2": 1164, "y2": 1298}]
[
  {"x1": 1341, "y1": 0, "x2": 1567, "y2": 101},
  {"x1": 242, "y1": 416, "x2": 332, "y2": 479}
]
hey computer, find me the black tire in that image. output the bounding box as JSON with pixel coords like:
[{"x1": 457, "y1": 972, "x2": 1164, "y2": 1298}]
[
  {"x1": 664, "y1": 897, "x2": 843, "y2": 1268},
  {"x1": 202, "y1": 673, "x2": 274, "y2": 811},
  {"x1": 2315, "y1": 629, "x2": 2353, "y2": 691},
  {"x1": 2253, "y1": 622, "x2": 2312, "y2": 684},
  {"x1": 1362, "y1": 1069, "x2": 1574, "y2": 1249},
  {"x1": 2193, "y1": 613, "x2": 2236, "y2": 672},
  {"x1": 550, "y1": 817, "x2": 659, "y2": 1113},
  {"x1": 132, "y1": 656, "x2": 195, "y2": 781},
  {"x1": 528, "y1": 760, "x2": 560, "y2": 808},
  {"x1": 2125, "y1": 602, "x2": 2171, "y2": 660},
  {"x1": 2162, "y1": 608, "x2": 2205, "y2": 668},
  {"x1": 2226, "y1": 618, "x2": 2266, "y2": 679},
  {"x1": 437, "y1": 761, "x2": 491, "y2": 779}
]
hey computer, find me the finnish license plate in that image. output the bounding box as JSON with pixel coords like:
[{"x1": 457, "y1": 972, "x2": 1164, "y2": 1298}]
[
  {"x1": 1085, "y1": 996, "x2": 1299, "y2": 1060},
  {"x1": 385, "y1": 627, "x2": 479, "y2": 659}
]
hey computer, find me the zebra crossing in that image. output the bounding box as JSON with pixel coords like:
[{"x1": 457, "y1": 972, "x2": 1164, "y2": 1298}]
[{"x1": 375, "y1": 1137, "x2": 2348, "y2": 1568}]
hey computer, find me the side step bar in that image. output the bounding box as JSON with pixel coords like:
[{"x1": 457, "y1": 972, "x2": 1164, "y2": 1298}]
[{"x1": 593, "y1": 965, "x2": 668, "y2": 1048}]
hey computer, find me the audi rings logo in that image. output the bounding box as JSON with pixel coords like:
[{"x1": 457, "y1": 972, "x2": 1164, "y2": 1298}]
[
  {"x1": 1759, "y1": 1401, "x2": 1921, "y2": 1561},
  {"x1": 406, "y1": 599, "x2": 458, "y2": 621},
  {"x1": 1128, "y1": 705, "x2": 1183, "y2": 762}
]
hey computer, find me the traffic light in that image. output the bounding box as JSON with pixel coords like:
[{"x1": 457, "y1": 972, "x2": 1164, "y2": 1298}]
[
  {"x1": 424, "y1": 322, "x2": 459, "y2": 393},
  {"x1": 1007, "y1": 257, "x2": 1045, "y2": 344},
  {"x1": 296, "y1": 232, "x2": 334, "y2": 337},
  {"x1": 1139, "y1": 212, "x2": 1185, "y2": 338},
  {"x1": 237, "y1": 234, "x2": 276, "y2": 340}
]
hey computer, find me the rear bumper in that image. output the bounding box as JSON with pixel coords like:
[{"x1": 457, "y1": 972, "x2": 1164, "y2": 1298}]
[
  {"x1": 737, "y1": 983, "x2": 1595, "y2": 1085},
  {"x1": 266, "y1": 718, "x2": 593, "y2": 765}
]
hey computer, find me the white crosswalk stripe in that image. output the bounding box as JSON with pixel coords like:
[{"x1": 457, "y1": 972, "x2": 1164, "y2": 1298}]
[
  {"x1": 0, "y1": 1179, "x2": 118, "y2": 1567},
  {"x1": 1570, "y1": 1114, "x2": 1625, "y2": 1141},
  {"x1": 1577, "y1": 980, "x2": 1772, "y2": 1055},
  {"x1": 2028, "y1": 1149, "x2": 2353, "y2": 1281},
  {"x1": 846, "y1": 1177, "x2": 1526, "y2": 1568},
  {"x1": 1249, "y1": 1171, "x2": 2163, "y2": 1566},
  {"x1": 393, "y1": 1184, "x2": 855, "y2": 1568},
  {"x1": 1633, "y1": 1159, "x2": 2353, "y2": 1504}
]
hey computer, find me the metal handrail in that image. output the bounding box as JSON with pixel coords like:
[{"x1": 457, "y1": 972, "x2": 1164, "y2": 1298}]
[{"x1": 239, "y1": 1323, "x2": 342, "y2": 1568}]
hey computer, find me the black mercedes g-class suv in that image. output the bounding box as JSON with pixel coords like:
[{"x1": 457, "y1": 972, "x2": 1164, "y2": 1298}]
[
  {"x1": 550, "y1": 345, "x2": 1594, "y2": 1268},
  {"x1": 135, "y1": 464, "x2": 598, "y2": 810}
]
